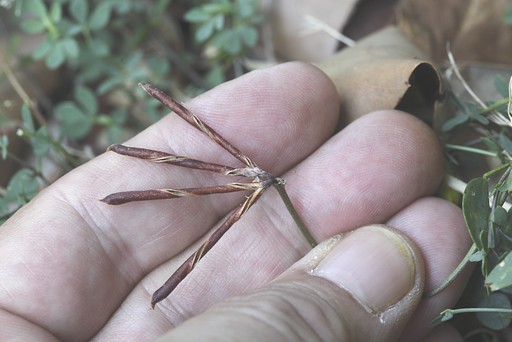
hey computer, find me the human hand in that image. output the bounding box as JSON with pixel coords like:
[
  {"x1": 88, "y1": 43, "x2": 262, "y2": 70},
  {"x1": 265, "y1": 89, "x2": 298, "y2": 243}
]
[{"x1": 0, "y1": 62, "x2": 471, "y2": 341}]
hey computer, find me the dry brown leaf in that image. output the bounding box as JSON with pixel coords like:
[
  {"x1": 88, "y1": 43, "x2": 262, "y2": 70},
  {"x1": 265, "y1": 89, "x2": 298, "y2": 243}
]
[
  {"x1": 317, "y1": 26, "x2": 441, "y2": 126},
  {"x1": 396, "y1": 0, "x2": 512, "y2": 64},
  {"x1": 268, "y1": 0, "x2": 360, "y2": 62}
]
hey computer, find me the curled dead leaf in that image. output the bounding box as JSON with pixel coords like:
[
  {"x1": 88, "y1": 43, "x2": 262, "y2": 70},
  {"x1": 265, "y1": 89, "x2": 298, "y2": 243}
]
[{"x1": 317, "y1": 26, "x2": 441, "y2": 126}]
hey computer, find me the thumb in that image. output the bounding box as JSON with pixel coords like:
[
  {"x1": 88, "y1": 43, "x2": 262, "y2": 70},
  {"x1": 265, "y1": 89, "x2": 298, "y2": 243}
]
[{"x1": 157, "y1": 225, "x2": 425, "y2": 342}]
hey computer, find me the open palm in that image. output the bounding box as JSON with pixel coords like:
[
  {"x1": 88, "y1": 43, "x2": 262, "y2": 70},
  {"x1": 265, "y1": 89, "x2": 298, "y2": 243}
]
[{"x1": 0, "y1": 63, "x2": 470, "y2": 341}]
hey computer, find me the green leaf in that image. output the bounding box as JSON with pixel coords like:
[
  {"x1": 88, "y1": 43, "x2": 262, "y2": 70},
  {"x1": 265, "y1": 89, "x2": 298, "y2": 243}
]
[
  {"x1": 205, "y1": 64, "x2": 225, "y2": 87},
  {"x1": 59, "y1": 38, "x2": 79, "y2": 59},
  {"x1": 494, "y1": 75, "x2": 509, "y2": 98},
  {"x1": 70, "y1": 0, "x2": 88, "y2": 24},
  {"x1": 89, "y1": 2, "x2": 112, "y2": 31},
  {"x1": 97, "y1": 76, "x2": 123, "y2": 94},
  {"x1": 442, "y1": 114, "x2": 469, "y2": 132},
  {"x1": 67, "y1": 23, "x2": 83, "y2": 36},
  {"x1": 492, "y1": 206, "x2": 508, "y2": 226},
  {"x1": 476, "y1": 293, "x2": 512, "y2": 330},
  {"x1": 499, "y1": 132, "x2": 512, "y2": 154},
  {"x1": 501, "y1": 169, "x2": 512, "y2": 193},
  {"x1": 21, "y1": 20, "x2": 46, "y2": 34},
  {"x1": 481, "y1": 136, "x2": 501, "y2": 152},
  {"x1": 94, "y1": 40, "x2": 110, "y2": 57},
  {"x1": 75, "y1": 86, "x2": 97, "y2": 115},
  {"x1": 32, "y1": 40, "x2": 52, "y2": 60},
  {"x1": 21, "y1": 103, "x2": 34, "y2": 132},
  {"x1": 184, "y1": 8, "x2": 209, "y2": 23},
  {"x1": 5, "y1": 168, "x2": 39, "y2": 204},
  {"x1": 472, "y1": 113, "x2": 490, "y2": 125},
  {"x1": 212, "y1": 14, "x2": 224, "y2": 30},
  {"x1": 54, "y1": 102, "x2": 92, "y2": 139},
  {"x1": 462, "y1": 177, "x2": 490, "y2": 251},
  {"x1": 239, "y1": 26, "x2": 258, "y2": 47},
  {"x1": 0, "y1": 135, "x2": 8, "y2": 160},
  {"x1": 486, "y1": 251, "x2": 512, "y2": 291},
  {"x1": 46, "y1": 45, "x2": 65, "y2": 69},
  {"x1": 469, "y1": 250, "x2": 484, "y2": 262},
  {"x1": 125, "y1": 51, "x2": 142, "y2": 69},
  {"x1": 106, "y1": 109, "x2": 128, "y2": 143},
  {"x1": 237, "y1": 0, "x2": 255, "y2": 18},
  {"x1": 32, "y1": 127, "x2": 51, "y2": 156},
  {"x1": 203, "y1": 3, "x2": 230, "y2": 15},
  {"x1": 214, "y1": 30, "x2": 241, "y2": 55},
  {"x1": 23, "y1": 0, "x2": 48, "y2": 17},
  {"x1": 147, "y1": 56, "x2": 170, "y2": 76},
  {"x1": 49, "y1": 2, "x2": 62, "y2": 22},
  {"x1": 196, "y1": 21, "x2": 214, "y2": 43}
]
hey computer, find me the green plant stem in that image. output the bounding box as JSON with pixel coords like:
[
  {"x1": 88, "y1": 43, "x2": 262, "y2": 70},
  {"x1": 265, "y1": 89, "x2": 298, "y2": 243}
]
[
  {"x1": 425, "y1": 243, "x2": 477, "y2": 297},
  {"x1": 48, "y1": 139, "x2": 81, "y2": 169},
  {"x1": 484, "y1": 163, "x2": 511, "y2": 179},
  {"x1": 445, "y1": 143, "x2": 498, "y2": 157},
  {"x1": 42, "y1": 14, "x2": 59, "y2": 39},
  {"x1": 0, "y1": 55, "x2": 47, "y2": 127},
  {"x1": 441, "y1": 307, "x2": 512, "y2": 319},
  {"x1": 274, "y1": 179, "x2": 317, "y2": 248},
  {"x1": 21, "y1": 129, "x2": 81, "y2": 168},
  {"x1": 478, "y1": 98, "x2": 509, "y2": 115}
]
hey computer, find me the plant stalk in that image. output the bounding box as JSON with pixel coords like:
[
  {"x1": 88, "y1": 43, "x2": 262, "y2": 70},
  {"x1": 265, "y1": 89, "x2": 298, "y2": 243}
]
[{"x1": 273, "y1": 179, "x2": 317, "y2": 248}]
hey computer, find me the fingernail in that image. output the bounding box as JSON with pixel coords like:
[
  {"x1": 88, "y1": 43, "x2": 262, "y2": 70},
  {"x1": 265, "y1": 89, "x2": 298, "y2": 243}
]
[{"x1": 312, "y1": 225, "x2": 416, "y2": 314}]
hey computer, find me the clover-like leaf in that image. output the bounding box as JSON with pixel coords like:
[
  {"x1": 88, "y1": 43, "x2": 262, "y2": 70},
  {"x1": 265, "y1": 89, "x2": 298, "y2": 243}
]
[
  {"x1": 54, "y1": 102, "x2": 92, "y2": 139},
  {"x1": 21, "y1": 103, "x2": 35, "y2": 132},
  {"x1": 46, "y1": 45, "x2": 65, "y2": 69},
  {"x1": 184, "y1": 8, "x2": 210, "y2": 23},
  {"x1": 59, "y1": 38, "x2": 79, "y2": 59},
  {"x1": 23, "y1": 0, "x2": 47, "y2": 17},
  {"x1": 494, "y1": 74, "x2": 509, "y2": 98},
  {"x1": 5, "y1": 168, "x2": 39, "y2": 205},
  {"x1": 442, "y1": 114, "x2": 469, "y2": 132},
  {"x1": 70, "y1": 0, "x2": 88, "y2": 24},
  {"x1": 21, "y1": 20, "x2": 46, "y2": 34},
  {"x1": 462, "y1": 177, "x2": 490, "y2": 251},
  {"x1": 88, "y1": 2, "x2": 112, "y2": 31},
  {"x1": 75, "y1": 86, "x2": 97, "y2": 116},
  {"x1": 476, "y1": 293, "x2": 512, "y2": 330},
  {"x1": 486, "y1": 251, "x2": 512, "y2": 292},
  {"x1": 0, "y1": 135, "x2": 8, "y2": 160}
]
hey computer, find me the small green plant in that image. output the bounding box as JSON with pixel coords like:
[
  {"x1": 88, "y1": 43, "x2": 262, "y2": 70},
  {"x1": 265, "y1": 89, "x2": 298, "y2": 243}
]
[
  {"x1": 0, "y1": 0, "x2": 263, "y2": 223},
  {"x1": 185, "y1": 0, "x2": 262, "y2": 82},
  {"x1": 0, "y1": 103, "x2": 78, "y2": 223},
  {"x1": 432, "y1": 52, "x2": 512, "y2": 336}
]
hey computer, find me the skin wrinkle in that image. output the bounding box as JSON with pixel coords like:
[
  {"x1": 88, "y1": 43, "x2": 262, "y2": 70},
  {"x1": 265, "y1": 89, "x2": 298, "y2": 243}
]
[
  {"x1": 52, "y1": 185, "x2": 142, "y2": 288},
  {"x1": 261, "y1": 302, "x2": 309, "y2": 341},
  {"x1": 0, "y1": 308, "x2": 60, "y2": 341},
  {"x1": 277, "y1": 287, "x2": 328, "y2": 341},
  {"x1": 240, "y1": 282, "x2": 340, "y2": 341},
  {"x1": 217, "y1": 293, "x2": 307, "y2": 341},
  {"x1": 239, "y1": 305, "x2": 300, "y2": 340}
]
